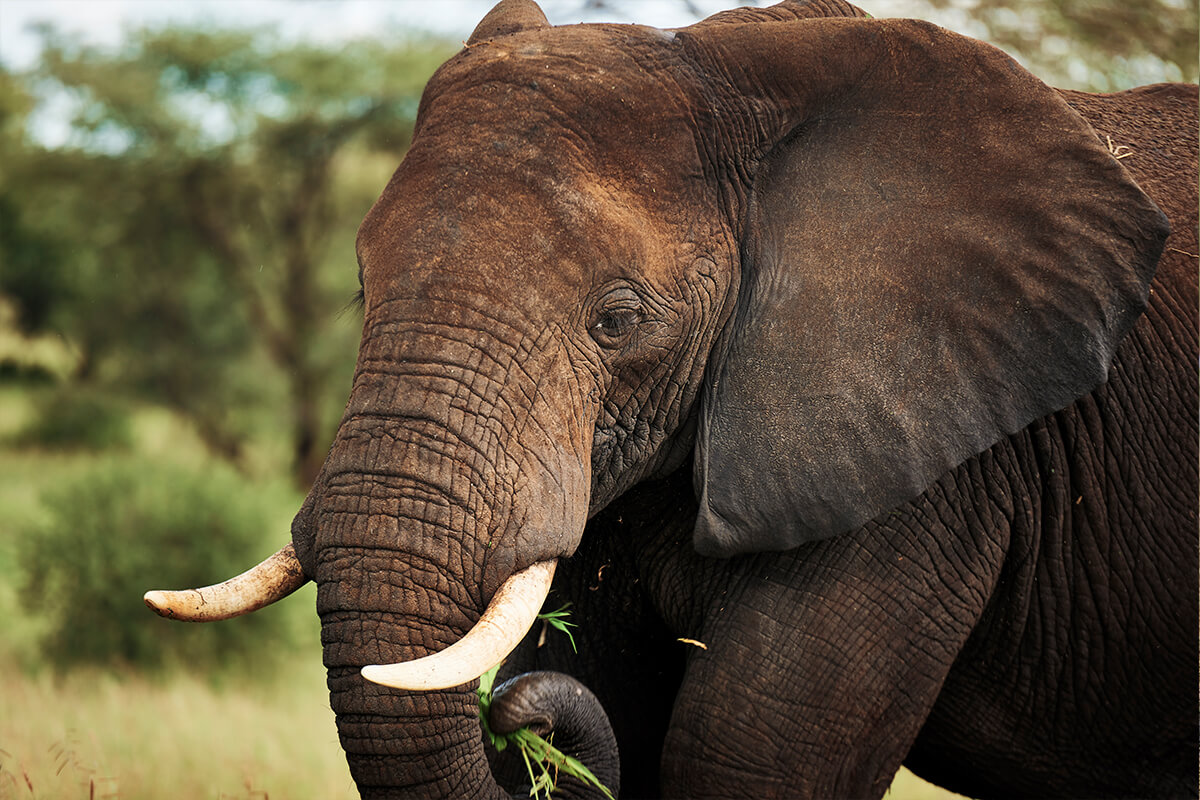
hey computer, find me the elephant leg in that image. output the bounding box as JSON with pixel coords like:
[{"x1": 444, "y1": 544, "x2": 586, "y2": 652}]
[{"x1": 660, "y1": 459, "x2": 1010, "y2": 799}]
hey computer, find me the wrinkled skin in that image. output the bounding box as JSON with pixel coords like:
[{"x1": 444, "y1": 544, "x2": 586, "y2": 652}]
[{"x1": 285, "y1": 1, "x2": 1198, "y2": 798}]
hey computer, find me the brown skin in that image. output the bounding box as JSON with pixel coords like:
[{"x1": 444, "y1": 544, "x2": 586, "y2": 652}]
[{"x1": 286, "y1": 1, "x2": 1197, "y2": 797}]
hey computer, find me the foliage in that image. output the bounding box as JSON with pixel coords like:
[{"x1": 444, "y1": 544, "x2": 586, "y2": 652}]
[
  {"x1": 538, "y1": 603, "x2": 579, "y2": 652},
  {"x1": 477, "y1": 664, "x2": 615, "y2": 800},
  {"x1": 921, "y1": 0, "x2": 1196, "y2": 89},
  {"x1": 17, "y1": 455, "x2": 301, "y2": 674},
  {"x1": 12, "y1": 387, "x2": 133, "y2": 451},
  {"x1": 0, "y1": 28, "x2": 456, "y2": 485}
]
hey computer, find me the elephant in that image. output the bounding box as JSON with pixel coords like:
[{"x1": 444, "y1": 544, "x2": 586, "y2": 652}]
[{"x1": 144, "y1": 0, "x2": 1199, "y2": 798}]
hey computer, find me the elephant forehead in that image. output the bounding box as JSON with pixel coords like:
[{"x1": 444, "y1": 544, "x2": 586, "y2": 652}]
[
  {"x1": 355, "y1": 157, "x2": 704, "y2": 306},
  {"x1": 354, "y1": 171, "x2": 691, "y2": 314},
  {"x1": 414, "y1": 25, "x2": 699, "y2": 174},
  {"x1": 352, "y1": 24, "x2": 723, "y2": 315}
]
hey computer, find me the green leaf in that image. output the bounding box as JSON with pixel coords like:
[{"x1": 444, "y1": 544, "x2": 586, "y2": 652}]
[{"x1": 537, "y1": 604, "x2": 578, "y2": 653}]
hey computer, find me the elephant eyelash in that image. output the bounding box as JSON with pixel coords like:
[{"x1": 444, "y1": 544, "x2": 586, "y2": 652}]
[
  {"x1": 342, "y1": 288, "x2": 366, "y2": 316},
  {"x1": 591, "y1": 307, "x2": 641, "y2": 346}
]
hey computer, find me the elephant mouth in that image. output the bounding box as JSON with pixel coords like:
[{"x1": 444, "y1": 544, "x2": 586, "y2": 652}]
[
  {"x1": 144, "y1": 545, "x2": 557, "y2": 691},
  {"x1": 360, "y1": 559, "x2": 556, "y2": 690}
]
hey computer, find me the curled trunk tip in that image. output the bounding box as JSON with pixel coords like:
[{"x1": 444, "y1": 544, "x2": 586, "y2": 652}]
[
  {"x1": 144, "y1": 542, "x2": 308, "y2": 622},
  {"x1": 362, "y1": 559, "x2": 557, "y2": 691}
]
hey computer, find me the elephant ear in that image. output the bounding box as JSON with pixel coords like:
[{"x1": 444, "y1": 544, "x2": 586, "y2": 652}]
[
  {"x1": 685, "y1": 18, "x2": 1168, "y2": 557},
  {"x1": 467, "y1": 0, "x2": 550, "y2": 45}
]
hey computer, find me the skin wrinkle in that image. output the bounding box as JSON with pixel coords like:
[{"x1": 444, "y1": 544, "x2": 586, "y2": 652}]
[
  {"x1": 583, "y1": 254, "x2": 731, "y2": 502},
  {"x1": 367, "y1": 293, "x2": 536, "y2": 347},
  {"x1": 317, "y1": 501, "x2": 486, "y2": 553},
  {"x1": 336, "y1": 416, "x2": 504, "y2": 498},
  {"x1": 358, "y1": 335, "x2": 521, "y2": 391},
  {"x1": 353, "y1": 368, "x2": 522, "y2": 437},
  {"x1": 318, "y1": 407, "x2": 517, "y2": 607},
  {"x1": 321, "y1": 602, "x2": 474, "y2": 660},
  {"x1": 353, "y1": 352, "x2": 530, "y2": 410},
  {"x1": 340, "y1": 422, "x2": 490, "y2": 481},
  {"x1": 322, "y1": 609, "x2": 468, "y2": 646},
  {"x1": 325, "y1": 623, "x2": 454, "y2": 671},
  {"x1": 318, "y1": 468, "x2": 495, "y2": 543}
]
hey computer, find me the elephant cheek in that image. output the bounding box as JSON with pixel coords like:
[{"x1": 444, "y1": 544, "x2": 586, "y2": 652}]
[{"x1": 483, "y1": 439, "x2": 591, "y2": 596}]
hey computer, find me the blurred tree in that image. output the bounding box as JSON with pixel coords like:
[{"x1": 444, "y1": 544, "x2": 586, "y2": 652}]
[
  {"x1": 0, "y1": 27, "x2": 455, "y2": 485},
  {"x1": 0, "y1": 70, "x2": 64, "y2": 336},
  {"x1": 19, "y1": 456, "x2": 302, "y2": 673},
  {"x1": 945, "y1": 0, "x2": 1197, "y2": 89}
]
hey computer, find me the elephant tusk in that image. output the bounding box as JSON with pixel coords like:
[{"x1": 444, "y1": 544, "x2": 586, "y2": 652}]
[
  {"x1": 143, "y1": 543, "x2": 308, "y2": 621},
  {"x1": 361, "y1": 559, "x2": 557, "y2": 691}
]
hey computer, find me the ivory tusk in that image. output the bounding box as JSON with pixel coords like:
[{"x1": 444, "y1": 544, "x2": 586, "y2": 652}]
[
  {"x1": 143, "y1": 543, "x2": 308, "y2": 622},
  {"x1": 361, "y1": 559, "x2": 557, "y2": 691}
]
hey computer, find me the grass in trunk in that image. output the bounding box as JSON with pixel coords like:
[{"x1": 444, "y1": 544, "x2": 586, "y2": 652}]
[
  {"x1": 477, "y1": 605, "x2": 612, "y2": 800},
  {"x1": 477, "y1": 664, "x2": 614, "y2": 800}
]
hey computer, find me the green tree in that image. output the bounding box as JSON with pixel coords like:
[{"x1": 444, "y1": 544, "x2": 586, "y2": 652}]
[
  {"x1": 19, "y1": 456, "x2": 303, "y2": 673},
  {"x1": 948, "y1": 0, "x2": 1198, "y2": 90},
  {"x1": 0, "y1": 27, "x2": 454, "y2": 484}
]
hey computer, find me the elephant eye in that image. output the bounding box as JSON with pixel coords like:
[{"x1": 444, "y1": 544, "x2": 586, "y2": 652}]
[{"x1": 590, "y1": 302, "x2": 642, "y2": 347}]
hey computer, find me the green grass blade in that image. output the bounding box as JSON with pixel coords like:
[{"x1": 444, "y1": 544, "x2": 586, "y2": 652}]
[{"x1": 477, "y1": 660, "x2": 614, "y2": 800}]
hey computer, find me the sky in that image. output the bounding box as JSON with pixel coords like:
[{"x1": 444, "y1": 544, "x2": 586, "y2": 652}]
[
  {"x1": 0, "y1": 1, "x2": 754, "y2": 69},
  {"x1": 0, "y1": 0, "x2": 946, "y2": 71}
]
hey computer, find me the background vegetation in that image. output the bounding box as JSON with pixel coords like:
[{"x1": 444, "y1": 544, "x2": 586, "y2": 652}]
[{"x1": 0, "y1": 1, "x2": 1192, "y2": 797}]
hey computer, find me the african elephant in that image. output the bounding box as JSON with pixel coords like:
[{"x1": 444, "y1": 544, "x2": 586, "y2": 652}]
[{"x1": 145, "y1": 0, "x2": 1199, "y2": 797}]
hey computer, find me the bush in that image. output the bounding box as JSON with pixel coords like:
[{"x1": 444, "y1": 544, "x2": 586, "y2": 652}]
[
  {"x1": 15, "y1": 389, "x2": 133, "y2": 451},
  {"x1": 18, "y1": 457, "x2": 303, "y2": 675}
]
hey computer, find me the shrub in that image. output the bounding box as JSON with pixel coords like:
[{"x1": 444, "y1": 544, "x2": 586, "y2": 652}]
[
  {"x1": 18, "y1": 456, "x2": 302, "y2": 675},
  {"x1": 15, "y1": 389, "x2": 132, "y2": 451}
]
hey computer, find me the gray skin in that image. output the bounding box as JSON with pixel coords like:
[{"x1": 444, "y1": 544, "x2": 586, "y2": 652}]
[{"x1": 286, "y1": 0, "x2": 1198, "y2": 797}]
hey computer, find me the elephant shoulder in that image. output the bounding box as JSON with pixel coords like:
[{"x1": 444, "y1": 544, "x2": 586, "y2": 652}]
[{"x1": 1059, "y1": 85, "x2": 1198, "y2": 260}]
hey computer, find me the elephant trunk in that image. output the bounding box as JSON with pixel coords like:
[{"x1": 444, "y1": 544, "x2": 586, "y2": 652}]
[
  {"x1": 490, "y1": 672, "x2": 621, "y2": 800},
  {"x1": 319, "y1": 530, "x2": 513, "y2": 800},
  {"x1": 327, "y1": 671, "x2": 502, "y2": 799},
  {"x1": 310, "y1": 412, "x2": 588, "y2": 796},
  {"x1": 302, "y1": 287, "x2": 592, "y2": 796}
]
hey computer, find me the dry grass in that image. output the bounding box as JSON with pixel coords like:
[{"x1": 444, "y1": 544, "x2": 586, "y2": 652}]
[
  {"x1": 0, "y1": 656, "x2": 355, "y2": 800},
  {"x1": 0, "y1": 653, "x2": 963, "y2": 800},
  {"x1": 0, "y1": 658, "x2": 964, "y2": 800}
]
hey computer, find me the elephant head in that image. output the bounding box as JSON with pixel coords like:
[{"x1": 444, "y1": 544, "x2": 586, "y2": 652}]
[{"x1": 146, "y1": 1, "x2": 1167, "y2": 797}]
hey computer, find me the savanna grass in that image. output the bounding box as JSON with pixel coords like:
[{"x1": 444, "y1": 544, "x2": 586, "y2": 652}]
[{"x1": 0, "y1": 652, "x2": 355, "y2": 800}]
